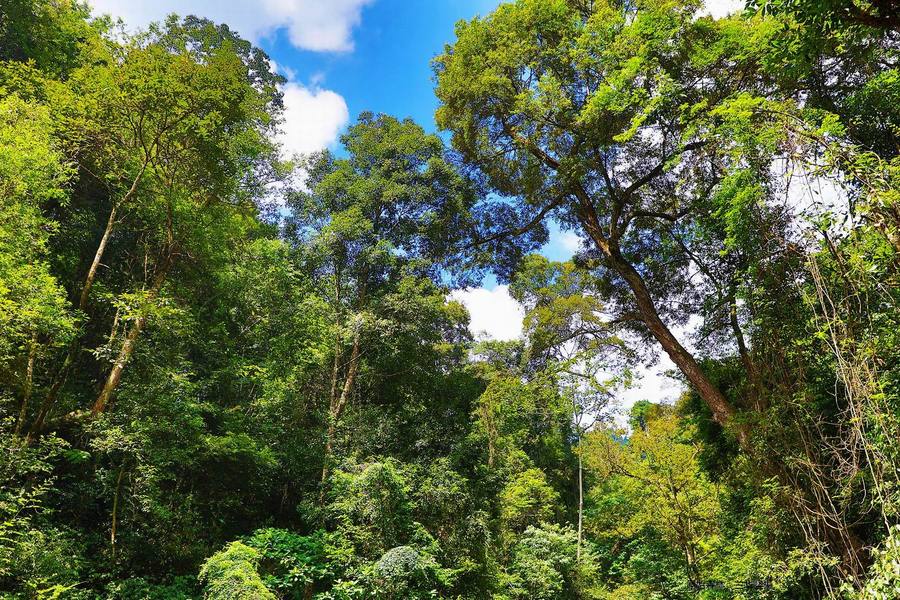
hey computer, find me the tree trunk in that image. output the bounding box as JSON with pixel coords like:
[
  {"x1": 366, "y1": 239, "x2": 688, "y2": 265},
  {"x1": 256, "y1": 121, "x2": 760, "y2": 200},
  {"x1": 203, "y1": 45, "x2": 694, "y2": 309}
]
[
  {"x1": 78, "y1": 161, "x2": 147, "y2": 312},
  {"x1": 80, "y1": 204, "x2": 118, "y2": 312},
  {"x1": 92, "y1": 260, "x2": 170, "y2": 415},
  {"x1": 28, "y1": 351, "x2": 72, "y2": 438},
  {"x1": 328, "y1": 273, "x2": 343, "y2": 412},
  {"x1": 319, "y1": 326, "x2": 361, "y2": 504},
  {"x1": 92, "y1": 315, "x2": 146, "y2": 415},
  {"x1": 728, "y1": 288, "x2": 765, "y2": 411},
  {"x1": 35, "y1": 205, "x2": 121, "y2": 429},
  {"x1": 591, "y1": 234, "x2": 748, "y2": 446},
  {"x1": 29, "y1": 166, "x2": 148, "y2": 437},
  {"x1": 110, "y1": 466, "x2": 125, "y2": 560},
  {"x1": 611, "y1": 250, "x2": 736, "y2": 420},
  {"x1": 576, "y1": 431, "x2": 583, "y2": 563}
]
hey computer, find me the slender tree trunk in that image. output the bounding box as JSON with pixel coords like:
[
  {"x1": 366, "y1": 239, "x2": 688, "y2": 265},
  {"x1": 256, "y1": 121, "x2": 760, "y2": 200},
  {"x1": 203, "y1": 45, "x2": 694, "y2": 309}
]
[
  {"x1": 728, "y1": 287, "x2": 765, "y2": 410},
  {"x1": 328, "y1": 271, "x2": 342, "y2": 409},
  {"x1": 328, "y1": 345, "x2": 341, "y2": 409},
  {"x1": 576, "y1": 430, "x2": 583, "y2": 563},
  {"x1": 28, "y1": 352, "x2": 71, "y2": 438},
  {"x1": 319, "y1": 326, "x2": 361, "y2": 503},
  {"x1": 78, "y1": 160, "x2": 147, "y2": 313},
  {"x1": 92, "y1": 316, "x2": 146, "y2": 415},
  {"x1": 14, "y1": 336, "x2": 37, "y2": 436},
  {"x1": 35, "y1": 203, "x2": 120, "y2": 427},
  {"x1": 80, "y1": 203, "x2": 118, "y2": 312},
  {"x1": 29, "y1": 166, "x2": 148, "y2": 436},
  {"x1": 92, "y1": 259, "x2": 170, "y2": 415}
]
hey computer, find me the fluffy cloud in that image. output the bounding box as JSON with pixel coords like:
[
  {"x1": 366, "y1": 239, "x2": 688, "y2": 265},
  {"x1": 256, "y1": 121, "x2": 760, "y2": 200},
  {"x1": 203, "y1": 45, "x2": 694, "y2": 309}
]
[
  {"x1": 280, "y1": 83, "x2": 349, "y2": 156},
  {"x1": 87, "y1": 0, "x2": 372, "y2": 52},
  {"x1": 450, "y1": 285, "x2": 524, "y2": 342},
  {"x1": 558, "y1": 230, "x2": 583, "y2": 254},
  {"x1": 703, "y1": 0, "x2": 744, "y2": 18},
  {"x1": 269, "y1": 0, "x2": 374, "y2": 52},
  {"x1": 85, "y1": 3, "x2": 355, "y2": 155}
]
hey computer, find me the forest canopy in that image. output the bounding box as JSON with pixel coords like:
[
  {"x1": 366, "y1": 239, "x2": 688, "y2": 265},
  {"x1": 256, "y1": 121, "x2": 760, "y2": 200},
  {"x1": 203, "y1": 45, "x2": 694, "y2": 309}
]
[{"x1": 1, "y1": 0, "x2": 899, "y2": 598}]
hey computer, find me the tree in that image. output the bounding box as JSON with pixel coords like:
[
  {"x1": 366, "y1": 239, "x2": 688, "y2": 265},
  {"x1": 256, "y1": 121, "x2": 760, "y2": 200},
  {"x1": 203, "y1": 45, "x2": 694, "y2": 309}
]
[
  {"x1": 286, "y1": 113, "x2": 477, "y2": 496},
  {"x1": 753, "y1": 0, "x2": 900, "y2": 32},
  {"x1": 434, "y1": 0, "x2": 785, "y2": 443},
  {"x1": 584, "y1": 408, "x2": 723, "y2": 591},
  {"x1": 0, "y1": 0, "x2": 101, "y2": 77},
  {"x1": 29, "y1": 15, "x2": 282, "y2": 431},
  {"x1": 0, "y1": 95, "x2": 75, "y2": 435},
  {"x1": 510, "y1": 254, "x2": 628, "y2": 561},
  {"x1": 500, "y1": 524, "x2": 603, "y2": 600},
  {"x1": 199, "y1": 541, "x2": 275, "y2": 600}
]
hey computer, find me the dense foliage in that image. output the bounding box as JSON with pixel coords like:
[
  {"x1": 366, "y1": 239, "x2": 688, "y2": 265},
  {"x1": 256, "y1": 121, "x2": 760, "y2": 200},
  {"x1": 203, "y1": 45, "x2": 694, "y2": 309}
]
[{"x1": 0, "y1": 0, "x2": 898, "y2": 598}]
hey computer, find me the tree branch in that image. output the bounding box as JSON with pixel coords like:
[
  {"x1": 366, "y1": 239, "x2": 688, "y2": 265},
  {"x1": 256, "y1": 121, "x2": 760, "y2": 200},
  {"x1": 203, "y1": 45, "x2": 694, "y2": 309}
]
[
  {"x1": 467, "y1": 195, "x2": 566, "y2": 248},
  {"x1": 622, "y1": 141, "x2": 707, "y2": 197}
]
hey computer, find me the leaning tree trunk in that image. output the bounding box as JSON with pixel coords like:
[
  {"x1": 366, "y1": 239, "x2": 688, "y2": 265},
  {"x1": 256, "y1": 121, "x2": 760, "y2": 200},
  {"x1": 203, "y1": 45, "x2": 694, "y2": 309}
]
[
  {"x1": 30, "y1": 166, "x2": 148, "y2": 436},
  {"x1": 608, "y1": 247, "x2": 743, "y2": 436},
  {"x1": 92, "y1": 258, "x2": 170, "y2": 415},
  {"x1": 28, "y1": 207, "x2": 120, "y2": 433},
  {"x1": 79, "y1": 203, "x2": 118, "y2": 312},
  {"x1": 576, "y1": 210, "x2": 748, "y2": 446}
]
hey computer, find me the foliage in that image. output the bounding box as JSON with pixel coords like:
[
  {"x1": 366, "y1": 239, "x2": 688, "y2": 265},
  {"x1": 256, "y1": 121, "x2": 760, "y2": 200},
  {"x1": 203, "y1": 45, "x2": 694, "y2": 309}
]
[
  {"x1": 199, "y1": 541, "x2": 275, "y2": 600},
  {"x1": 843, "y1": 525, "x2": 900, "y2": 600},
  {"x1": 0, "y1": 422, "x2": 81, "y2": 598},
  {"x1": 1, "y1": 0, "x2": 899, "y2": 598},
  {"x1": 500, "y1": 524, "x2": 604, "y2": 600},
  {"x1": 499, "y1": 468, "x2": 560, "y2": 535}
]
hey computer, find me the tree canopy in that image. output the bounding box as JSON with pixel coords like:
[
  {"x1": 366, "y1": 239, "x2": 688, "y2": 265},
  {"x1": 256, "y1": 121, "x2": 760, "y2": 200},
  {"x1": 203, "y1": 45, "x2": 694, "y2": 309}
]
[{"x1": 1, "y1": 0, "x2": 899, "y2": 598}]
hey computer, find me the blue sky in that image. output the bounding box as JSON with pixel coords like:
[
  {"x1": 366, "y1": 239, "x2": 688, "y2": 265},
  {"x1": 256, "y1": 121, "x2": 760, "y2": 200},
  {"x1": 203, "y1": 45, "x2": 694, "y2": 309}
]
[
  {"x1": 261, "y1": 0, "x2": 500, "y2": 133},
  {"x1": 260, "y1": 0, "x2": 585, "y2": 268}
]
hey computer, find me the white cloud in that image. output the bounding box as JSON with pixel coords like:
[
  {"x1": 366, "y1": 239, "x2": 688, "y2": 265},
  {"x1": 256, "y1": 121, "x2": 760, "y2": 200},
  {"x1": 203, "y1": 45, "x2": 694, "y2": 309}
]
[
  {"x1": 617, "y1": 356, "x2": 681, "y2": 412},
  {"x1": 87, "y1": 0, "x2": 372, "y2": 52},
  {"x1": 703, "y1": 0, "x2": 744, "y2": 18},
  {"x1": 450, "y1": 285, "x2": 524, "y2": 342},
  {"x1": 280, "y1": 82, "x2": 349, "y2": 156},
  {"x1": 450, "y1": 283, "x2": 695, "y2": 428},
  {"x1": 87, "y1": 1, "x2": 356, "y2": 155},
  {"x1": 559, "y1": 230, "x2": 583, "y2": 254},
  {"x1": 269, "y1": 0, "x2": 374, "y2": 52}
]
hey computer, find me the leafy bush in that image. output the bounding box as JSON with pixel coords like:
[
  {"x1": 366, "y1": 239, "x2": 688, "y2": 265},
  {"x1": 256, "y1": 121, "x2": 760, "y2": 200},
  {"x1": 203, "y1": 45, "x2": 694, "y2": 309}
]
[
  {"x1": 844, "y1": 525, "x2": 900, "y2": 599},
  {"x1": 198, "y1": 541, "x2": 274, "y2": 600},
  {"x1": 244, "y1": 528, "x2": 354, "y2": 598},
  {"x1": 500, "y1": 524, "x2": 603, "y2": 600},
  {"x1": 372, "y1": 545, "x2": 444, "y2": 599},
  {"x1": 328, "y1": 461, "x2": 414, "y2": 558},
  {"x1": 0, "y1": 423, "x2": 82, "y2": 598}
]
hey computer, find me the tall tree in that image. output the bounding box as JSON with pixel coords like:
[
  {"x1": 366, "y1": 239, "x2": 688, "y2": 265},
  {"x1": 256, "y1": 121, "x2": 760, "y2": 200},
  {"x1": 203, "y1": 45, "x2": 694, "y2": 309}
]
[
  {"x1": 285, "y1": 113, "x2": 477, "y2": 496},
  {"x1": 0, "y1": 95, "x2": 75, "y2": 435},
  {"x1": 30, "y1": 16, "x2": 282, "y2": 430},
  {"x1": 434, "y1": 0, "x2": 778, "y2": 443}
]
